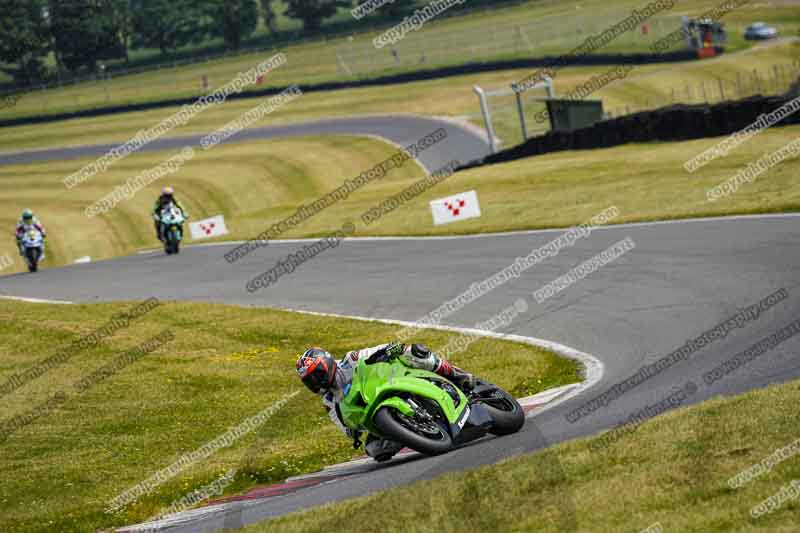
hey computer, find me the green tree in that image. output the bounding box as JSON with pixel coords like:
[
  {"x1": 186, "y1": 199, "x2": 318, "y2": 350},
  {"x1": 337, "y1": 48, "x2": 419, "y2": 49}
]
[
  {"x1": 0, "y1": 0, "x2": 50, "y2": 84},
  {"x1": 259, "y1": 0, "x2": 279, "y2": 35},
  {"x1": 207, "y1": 0, "x2": 258, "y2": 50},
  {"x1": 382, "y1": 0, "x2": 416, "y2": 19},
  {"x1": 48, "y1": 0, "x2": 126, "y2": 73},
  {"x1": 109, "y1": 0, "x2": 133, "y2": 62},
  {"x1": 131, "y1": 0, "x2": 209, "y2": 56},
  {"x1": 285, "y1": 0, "x2": 351, "y2": 32}
]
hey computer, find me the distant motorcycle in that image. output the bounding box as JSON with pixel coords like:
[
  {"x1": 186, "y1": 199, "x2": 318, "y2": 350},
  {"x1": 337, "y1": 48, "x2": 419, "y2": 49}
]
[
  {"x1": 21, "y1": 226, "x2": 45, "y2": 272},
  {"x1": 159, "y1": 204, "x2": 185, "y2": 255}
]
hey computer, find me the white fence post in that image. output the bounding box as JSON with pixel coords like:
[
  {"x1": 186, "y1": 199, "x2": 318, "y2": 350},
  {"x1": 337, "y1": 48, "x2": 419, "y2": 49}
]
[{"x1": 473, "y1": 85, "x2": 497, "y2": 154}]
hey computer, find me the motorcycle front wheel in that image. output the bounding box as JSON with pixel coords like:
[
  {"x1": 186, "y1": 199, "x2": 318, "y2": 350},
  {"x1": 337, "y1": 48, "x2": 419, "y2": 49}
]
[
  {"x1": 374, "y1": 405, "x2": 452, "y2": 456},
  {"x1": 167, "y1": 229, "x2": 180, "y2": 254}
]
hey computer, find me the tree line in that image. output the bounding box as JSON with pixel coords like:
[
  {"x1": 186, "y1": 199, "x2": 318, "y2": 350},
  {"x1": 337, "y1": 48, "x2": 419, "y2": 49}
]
[{"x1": 0, "y1": 0, "x2": 418, "y2": 85}]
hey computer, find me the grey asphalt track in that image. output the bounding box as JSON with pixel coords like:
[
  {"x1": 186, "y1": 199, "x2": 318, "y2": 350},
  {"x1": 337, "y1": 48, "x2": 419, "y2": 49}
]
[
  {"x1": 1, "y1": 115, "x2": 799, "y2": 532},
  {"x1": 2, "y1": 216, "x2": 799, "y2": 532},
  {"x1": 0, "y1": 114, "x2": 490, "y2": 172}
]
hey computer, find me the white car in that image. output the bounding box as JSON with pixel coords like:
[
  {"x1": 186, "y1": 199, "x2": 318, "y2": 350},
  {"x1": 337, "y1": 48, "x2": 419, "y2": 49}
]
[{"x1": 744, "y1": 22, "x2": 778, "y2": 40}]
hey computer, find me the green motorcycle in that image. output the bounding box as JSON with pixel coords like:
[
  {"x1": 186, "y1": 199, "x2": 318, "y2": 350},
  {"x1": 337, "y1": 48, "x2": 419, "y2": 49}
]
[{"x1": 339, "y1": 350, "x2": 525, "y2": 457}]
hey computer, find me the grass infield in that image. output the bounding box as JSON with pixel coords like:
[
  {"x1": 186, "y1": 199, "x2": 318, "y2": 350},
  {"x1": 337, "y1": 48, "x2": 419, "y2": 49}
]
[{"x1": 0, "y1": 299, "x2": 578, "y2": 532}]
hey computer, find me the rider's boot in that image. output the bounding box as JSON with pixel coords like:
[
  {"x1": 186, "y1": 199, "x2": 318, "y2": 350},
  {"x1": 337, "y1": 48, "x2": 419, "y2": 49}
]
[
  {"x1": 433, "y1": 358, "x2": 476, "y2": 392},
  {"x1": 446, "y1": 366, "x2": 477, "y2": 392},
  {"x1": 364, "y1": 434, "x2": 403, "y2": 462}
]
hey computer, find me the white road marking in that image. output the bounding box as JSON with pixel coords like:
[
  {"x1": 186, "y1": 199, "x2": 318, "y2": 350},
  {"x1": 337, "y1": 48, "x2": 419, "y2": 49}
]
[
  {"x1": 0, "y1": 295, "x2": 73, "y2": 304},
  {"x1": 519, "y1": 382, "x2": 581, "y2": 410}
]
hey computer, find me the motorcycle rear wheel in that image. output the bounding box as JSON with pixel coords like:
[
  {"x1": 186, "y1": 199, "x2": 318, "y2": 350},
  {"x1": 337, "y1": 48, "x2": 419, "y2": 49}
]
[
  {"x1": 472, "y1": 383, "x2": 525, "y2": 435},
  {"x1": 374, "y1": 405, "x2": 452, "y2": 456}
]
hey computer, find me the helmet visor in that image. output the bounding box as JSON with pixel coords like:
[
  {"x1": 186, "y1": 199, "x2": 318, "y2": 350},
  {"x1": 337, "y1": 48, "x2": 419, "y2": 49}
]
[
  {"x1": 301, "y1": 367, "x2": 327, "y2": 394},
  {"x1": 298, "y1": 357, "x2": 335, "y2": 394}
]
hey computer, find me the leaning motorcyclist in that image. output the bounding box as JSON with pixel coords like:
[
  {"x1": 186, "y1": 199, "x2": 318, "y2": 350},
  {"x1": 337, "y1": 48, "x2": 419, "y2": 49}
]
[
  {"x1": 15, "y1": 209, "x2": 46, "y2": 258},
  {"x1": 296, "y1": 341, "x2": 475, "y2": 462},
  {"x1": 152, "y1": 186, "x2": 187, "y2": 241}
]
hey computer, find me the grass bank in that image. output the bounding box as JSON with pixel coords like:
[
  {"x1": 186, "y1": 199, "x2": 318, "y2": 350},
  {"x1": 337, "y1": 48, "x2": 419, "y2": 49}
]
[
  {"x1": 0, "y1": 135, "x2": 422, "y2": 272},
  {"x1": 0, "y1": 299, "x2": 578, "y2": 532}
]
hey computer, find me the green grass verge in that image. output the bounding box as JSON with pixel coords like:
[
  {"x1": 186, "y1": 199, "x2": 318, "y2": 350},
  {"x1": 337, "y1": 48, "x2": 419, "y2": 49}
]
[
  {"x1": 241, "y1": 376, "x2": 800, "y2": 533},
  {"x1": 0, "y1": 299, "x2": 579, "y2": 533},
  {"x1": 2, "y1": 123, "x2": 799, "y2": 274},
  {"x1": 1, "y1": 0, "x2": 796, "y2": 120}
]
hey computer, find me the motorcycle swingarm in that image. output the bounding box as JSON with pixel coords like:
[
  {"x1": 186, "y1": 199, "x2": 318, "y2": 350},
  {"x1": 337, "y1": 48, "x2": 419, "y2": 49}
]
[{"x1": 450, "y1": 402, "x2": 493, "y2": 445}]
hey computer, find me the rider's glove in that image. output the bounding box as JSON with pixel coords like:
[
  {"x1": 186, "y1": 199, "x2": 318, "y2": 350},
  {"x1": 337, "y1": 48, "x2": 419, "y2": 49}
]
[
  {"x1": 384, "y1": 341, "x2": 405, "y2": 358},
  {"x1": 365, "y1": 341, "x2": 405, "y2": 365}
]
